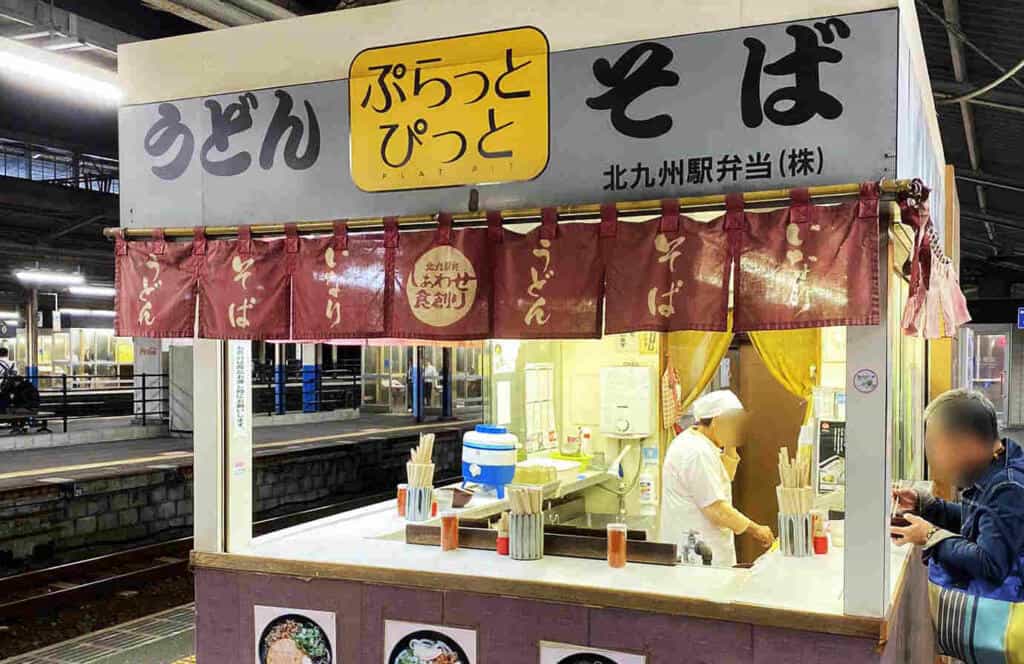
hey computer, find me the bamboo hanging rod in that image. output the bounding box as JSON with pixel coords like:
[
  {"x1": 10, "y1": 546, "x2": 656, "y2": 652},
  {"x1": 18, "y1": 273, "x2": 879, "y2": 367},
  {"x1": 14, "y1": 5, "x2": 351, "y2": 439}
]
[{"x1": 103, "y1": 178, "x2": 918, "y2": 240}]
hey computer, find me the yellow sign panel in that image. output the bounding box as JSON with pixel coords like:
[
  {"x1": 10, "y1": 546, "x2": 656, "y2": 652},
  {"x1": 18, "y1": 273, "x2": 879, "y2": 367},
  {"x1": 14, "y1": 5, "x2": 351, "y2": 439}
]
[{"x1": 349, "y1": 27, "x2": 549, "y2": 192}]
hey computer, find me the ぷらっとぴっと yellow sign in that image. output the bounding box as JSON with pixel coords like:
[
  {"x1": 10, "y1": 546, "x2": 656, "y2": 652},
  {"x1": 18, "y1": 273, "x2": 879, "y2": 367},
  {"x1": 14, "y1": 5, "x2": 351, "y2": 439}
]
[{"x1": 349, "y1": 27, "x2": 549, "y2": 192}]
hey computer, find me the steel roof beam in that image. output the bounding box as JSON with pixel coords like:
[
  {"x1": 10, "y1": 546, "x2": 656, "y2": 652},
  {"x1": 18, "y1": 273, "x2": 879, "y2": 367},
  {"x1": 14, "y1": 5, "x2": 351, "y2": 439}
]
[
  {"x1": 0, "y1": 0, "x2": 137, "y2": 55},
  {"x1": 942, "y1": 0, "x2": 995, "y2": 243}
]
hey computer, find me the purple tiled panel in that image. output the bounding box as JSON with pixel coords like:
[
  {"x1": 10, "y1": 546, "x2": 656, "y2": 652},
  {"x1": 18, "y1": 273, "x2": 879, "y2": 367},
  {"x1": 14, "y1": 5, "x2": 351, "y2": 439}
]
[
  {"x1": 589, "y1": 606, "x2": 755, "y2": 663},
  {"x1": 752, "y1": 625, "x2": 877, "y2": 663},
  {"x1": 195, "y1": 568, "x2": 244, "y2": 664},
  {"x1": 443, "y1": 590, "x2": 589, "y2": 663},
  {"x1": 363, "y1": 583, "x2": 444, "y2": 662},
  {"x1": 237, "y1": 570, "x2": 364, "y2": 663},
  {"x1": 196, "y1": 569, "x2": 897, "y2": 663}
]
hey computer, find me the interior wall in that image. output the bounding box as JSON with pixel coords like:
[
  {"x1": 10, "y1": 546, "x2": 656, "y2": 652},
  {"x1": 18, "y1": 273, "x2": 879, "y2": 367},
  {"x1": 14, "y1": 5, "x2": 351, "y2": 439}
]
[{"x1": 734, "y1": 343, "x2": 805, "y2": 565}]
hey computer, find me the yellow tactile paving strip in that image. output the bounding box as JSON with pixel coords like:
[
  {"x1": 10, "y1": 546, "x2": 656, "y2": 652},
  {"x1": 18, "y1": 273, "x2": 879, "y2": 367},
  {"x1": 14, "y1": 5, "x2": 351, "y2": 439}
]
[{"x1": 172, "y1": 657, "x2": 196, "y2": 664}]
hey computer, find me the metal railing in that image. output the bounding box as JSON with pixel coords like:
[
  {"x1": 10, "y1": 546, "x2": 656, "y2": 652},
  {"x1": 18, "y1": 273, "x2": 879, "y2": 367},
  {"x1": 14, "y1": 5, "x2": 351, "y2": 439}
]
[
  {"x1": 24, "y1": 373, "x2": 169, "y2": 433},
  {"x1": 253, "y1": 362, "x2": 361, "y2": 416}
]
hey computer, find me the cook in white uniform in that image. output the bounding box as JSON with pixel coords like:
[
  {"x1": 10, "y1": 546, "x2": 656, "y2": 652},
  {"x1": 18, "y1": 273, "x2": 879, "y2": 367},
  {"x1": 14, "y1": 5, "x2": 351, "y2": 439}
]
[{"x1": 658, "y1": 390, "x2": 773, "y2": 567}]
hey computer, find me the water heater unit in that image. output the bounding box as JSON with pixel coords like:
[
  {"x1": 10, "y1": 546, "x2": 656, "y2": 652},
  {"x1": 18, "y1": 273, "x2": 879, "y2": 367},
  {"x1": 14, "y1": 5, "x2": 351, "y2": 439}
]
[{"x1": 600, "y1": 366, "x2": 654, "y2": 437}]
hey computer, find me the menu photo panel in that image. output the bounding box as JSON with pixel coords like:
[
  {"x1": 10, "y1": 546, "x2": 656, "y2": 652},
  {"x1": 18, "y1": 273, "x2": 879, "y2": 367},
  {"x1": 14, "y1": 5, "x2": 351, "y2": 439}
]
[{"x1": 254, "y1": 605, "x2": 337, "y2": 664}]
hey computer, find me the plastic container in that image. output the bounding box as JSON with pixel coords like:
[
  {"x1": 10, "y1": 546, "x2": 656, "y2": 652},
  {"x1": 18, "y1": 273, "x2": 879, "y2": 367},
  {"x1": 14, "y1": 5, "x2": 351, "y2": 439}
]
[
  {"x1": 496, "y1": 535, "x2": 509, "y2": 556},
  {"x1": 440, "y1": 511, "x2": 459, "y2": 551},
  {"x1": 462, "y1": 425, "x2": 519, "y2": 499},
  {"x1": 509, "y1": 513, "x2": 544, "y2": 561},
  {"x1": 405, "y1": 487, "x2": 433, "y2": 522},
  {"x1": 607, "y1": 523, "x2": 627, "y2": 568}
]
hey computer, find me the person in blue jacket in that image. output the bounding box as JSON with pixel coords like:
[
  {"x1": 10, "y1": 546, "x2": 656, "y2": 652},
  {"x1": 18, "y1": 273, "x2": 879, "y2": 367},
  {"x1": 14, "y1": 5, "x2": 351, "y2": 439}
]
[{"x1": 892, "y1": 389, "x2": 1024, "y2": 599}]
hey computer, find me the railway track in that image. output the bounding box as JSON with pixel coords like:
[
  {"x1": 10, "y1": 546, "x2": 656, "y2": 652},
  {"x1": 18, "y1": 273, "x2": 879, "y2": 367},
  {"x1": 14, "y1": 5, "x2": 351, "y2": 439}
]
[{"x1": 0, "y1": 486, "x2": 415, "y2": 622}]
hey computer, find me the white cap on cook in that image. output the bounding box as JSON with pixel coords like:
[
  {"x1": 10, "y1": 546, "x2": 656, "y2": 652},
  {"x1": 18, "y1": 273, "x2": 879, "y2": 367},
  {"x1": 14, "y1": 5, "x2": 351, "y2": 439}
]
[{"x1": 692, "y1": 389, "x2": 745, "y2": 420}]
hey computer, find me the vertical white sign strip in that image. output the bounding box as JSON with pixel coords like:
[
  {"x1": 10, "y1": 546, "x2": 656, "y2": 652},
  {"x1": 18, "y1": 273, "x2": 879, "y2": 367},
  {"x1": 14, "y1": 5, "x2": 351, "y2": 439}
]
[{"x1": 226, "y1": 340, "x2": 253, "y2": 553}]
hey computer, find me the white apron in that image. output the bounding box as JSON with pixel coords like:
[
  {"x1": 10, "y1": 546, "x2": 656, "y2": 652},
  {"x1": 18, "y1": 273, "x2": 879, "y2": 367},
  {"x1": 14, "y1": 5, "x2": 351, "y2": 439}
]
[{"x1": 658, "y1": 428, "x2": 737, "y2": 567}]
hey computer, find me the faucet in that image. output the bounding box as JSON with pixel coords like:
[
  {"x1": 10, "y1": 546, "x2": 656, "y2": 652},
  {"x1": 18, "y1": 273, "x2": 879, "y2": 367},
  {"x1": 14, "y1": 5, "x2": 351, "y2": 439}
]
[{"x1": 680, "y1": 530, "x2": 713, "y2": 566}]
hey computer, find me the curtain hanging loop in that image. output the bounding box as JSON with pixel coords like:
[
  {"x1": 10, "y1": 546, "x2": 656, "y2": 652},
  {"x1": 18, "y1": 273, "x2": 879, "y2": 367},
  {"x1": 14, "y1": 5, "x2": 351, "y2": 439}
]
[
  {"x1": 599, "y1": 203, "x2": 618, "y2": 238},
  {"x1": 659, "y1": 198, "x2": 680, "y2": 233},
  {"x1": 486, "y1": 211, "x2": 503, "y2": 243}
]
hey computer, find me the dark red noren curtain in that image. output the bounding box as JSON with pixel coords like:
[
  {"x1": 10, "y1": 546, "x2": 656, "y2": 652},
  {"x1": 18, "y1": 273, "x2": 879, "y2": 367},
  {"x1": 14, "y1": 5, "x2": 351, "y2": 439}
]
[
  {"x1": 115, "y1": 233, "x2": 199, "y2": 338},
  {"x1": 389, "y1": 225, "x2": 493, "y2": 340},
  {"x1": 732, "y1": 187, "x2": 880, "y2": 331},
  {"x1": 493, "y1": 216, "x2": 604, "y2": 339},
  {"x1": 604, "y1": 205, "x2": 730, "y2": 333},
  {"x1": 198, "y1": 231, "x2": 292, "y2": 340},
  {"x1": 292, "y1": 229, "x2": 387, "y2": 339}
]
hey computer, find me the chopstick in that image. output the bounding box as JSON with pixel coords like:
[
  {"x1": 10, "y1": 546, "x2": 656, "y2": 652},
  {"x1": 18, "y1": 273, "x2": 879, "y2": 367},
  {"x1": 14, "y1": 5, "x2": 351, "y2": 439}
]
[
  {"x1": 777, "y1": 447, "x2": 812, "y2": 515},
  {"x1": 507, "y1": 486, "x2": 543, "y2": 515}
]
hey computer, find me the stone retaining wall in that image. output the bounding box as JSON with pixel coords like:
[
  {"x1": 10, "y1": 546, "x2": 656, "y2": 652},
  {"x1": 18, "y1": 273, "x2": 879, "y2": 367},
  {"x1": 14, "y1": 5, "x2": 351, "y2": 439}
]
[{"x1": 0, "y1": 429, "x2": 465, "y2": 570}]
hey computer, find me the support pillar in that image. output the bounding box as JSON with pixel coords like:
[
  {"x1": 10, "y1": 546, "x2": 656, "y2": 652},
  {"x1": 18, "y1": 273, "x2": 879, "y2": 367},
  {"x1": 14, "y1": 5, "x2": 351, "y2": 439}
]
[
  {"x1": 24, "y1": 288, "x2": 37, "y2": 385},
  {"x1": 301, "y1": 343, "x2": 318, "y2": 413},
  {"x1": 273, "y1": 343, "x2": 285, "y2": 415},
  {"x1": 192, "y1": 339, "x2": 225, "y2": 553},
  {"x1": 843, "y1": 221, "x2": 892, "y2": 617},
  {"x1": 412, "y1": 346, "x2": 423, "y2": 422},
  {"x1": 441, "y1": 347, "x2": 453, "y2": 419},
  {"x1": 192, "y1": 339, "x2": 253, "y2": 554}
]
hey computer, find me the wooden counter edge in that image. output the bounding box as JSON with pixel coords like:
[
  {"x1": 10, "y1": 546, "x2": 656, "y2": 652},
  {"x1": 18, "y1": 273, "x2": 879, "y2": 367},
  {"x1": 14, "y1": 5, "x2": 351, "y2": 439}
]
[{"x1": 190, "y1": 550, "x2": 883, "y2": 640}]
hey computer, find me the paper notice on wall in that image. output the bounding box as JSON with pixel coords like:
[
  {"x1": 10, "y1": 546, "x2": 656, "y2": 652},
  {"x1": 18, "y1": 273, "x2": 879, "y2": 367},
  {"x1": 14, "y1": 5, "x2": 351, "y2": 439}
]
[
  {"x1": 540, "y1": 641, "x2": 646, "y2": 663},
  {"x1": 496, "y1": 381, "x2": 512, "y2": 426}
]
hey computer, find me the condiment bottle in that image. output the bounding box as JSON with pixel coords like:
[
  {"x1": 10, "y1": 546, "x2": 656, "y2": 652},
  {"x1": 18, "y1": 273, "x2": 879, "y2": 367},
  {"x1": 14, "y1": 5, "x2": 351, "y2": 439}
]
[
  {"x1": 397, "y1": 483, "x2": 408, "y2": 517},
  {"x1": 607, "y1": 523, "x2": 627, "y2": 568},
  {"x1": 441, "y1": 511, "x2": 459, "y2": 551}
]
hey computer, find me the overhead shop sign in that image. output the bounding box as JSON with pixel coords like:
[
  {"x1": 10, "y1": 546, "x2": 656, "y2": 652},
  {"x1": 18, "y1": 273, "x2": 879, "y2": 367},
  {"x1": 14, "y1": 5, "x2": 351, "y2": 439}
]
[
  {"x1": 349, "y1": 27, "x2": 549, "y2": 191},
  {"x1": 119, "y1": 10, "x2": 897, "y2": 227}
]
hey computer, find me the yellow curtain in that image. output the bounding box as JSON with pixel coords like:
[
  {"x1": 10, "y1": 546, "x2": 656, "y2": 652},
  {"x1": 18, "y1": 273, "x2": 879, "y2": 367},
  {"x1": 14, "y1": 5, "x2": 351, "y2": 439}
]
[
  {"x1": 665, "y1": 324, "x2": 734, "y2": 413},
  {"x1": 748, "y1": 328, "x2": 821, "y2": 422}
]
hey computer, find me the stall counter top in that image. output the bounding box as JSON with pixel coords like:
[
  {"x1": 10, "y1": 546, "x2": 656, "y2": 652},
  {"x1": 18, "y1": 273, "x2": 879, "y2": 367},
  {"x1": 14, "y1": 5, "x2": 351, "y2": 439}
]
[{"x1": 197, "y1": 473, "x2": 913, "y2": 641}]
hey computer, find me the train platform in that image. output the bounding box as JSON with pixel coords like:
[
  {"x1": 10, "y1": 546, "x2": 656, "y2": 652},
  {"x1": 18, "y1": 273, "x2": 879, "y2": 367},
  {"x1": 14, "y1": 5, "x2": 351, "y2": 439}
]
[
  {"x1": 0, "y1": 605, "x2": 194, "y2": 664},
  {"x1": 0, "y1": 414, "x2": 479, "y2": 493}
]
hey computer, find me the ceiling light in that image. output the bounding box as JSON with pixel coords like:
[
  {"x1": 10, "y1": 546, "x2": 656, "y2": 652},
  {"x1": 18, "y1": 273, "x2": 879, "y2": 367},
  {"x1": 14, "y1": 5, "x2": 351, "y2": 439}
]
[
  {"x1": 15, "y1": 270, "x2": 85, "y2": 286},
  {"x1": 69, "y1": 285, "x2": 116, "y2": 297},
  {"x1": 0, "y1": 311, "x2": 20, "y2": 319},
  {"x1": 3, "y1": 320, "x2": 18, "y2": 326},
  {"x1": 0, "y1": 41, "x2": 121, "y2": 103},
  {"x1": 60, "y1": 307, "x2": 115, "y2": 317}
]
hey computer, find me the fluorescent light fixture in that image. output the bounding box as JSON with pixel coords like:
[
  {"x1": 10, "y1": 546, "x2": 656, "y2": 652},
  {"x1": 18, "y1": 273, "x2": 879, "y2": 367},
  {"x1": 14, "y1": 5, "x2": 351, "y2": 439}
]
[
  {"x1": 0, "y1": 39, "x2": 121, "y2": 103},
  {"x1": 15, "y1": 270, "x2": 85, "y2": 286},
  {"x1": 60, "y1": 307, "x2": 115, "y2": 317},
  {"x1": 0, "y1": 311, "x2": 20, "y2": 319},
  {"x1": 69, "y1": 285, "x2": 116, "y2": 297},
  {"x1": 3, "y1": 320, "x2": 18, "y2": 326}
]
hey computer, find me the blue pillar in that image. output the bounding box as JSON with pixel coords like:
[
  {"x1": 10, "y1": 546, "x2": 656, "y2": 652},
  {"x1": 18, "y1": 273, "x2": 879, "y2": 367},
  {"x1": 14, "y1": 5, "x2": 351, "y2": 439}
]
[
  {"x1": 274, "y1": 363, "x2": 286, "y2": 415},
  {"x1": 26, "y1": 365, "x2": 38, "y2": 386},
  {"x1": 300, "y1": 343, "x2": 318, "y2": 413}
]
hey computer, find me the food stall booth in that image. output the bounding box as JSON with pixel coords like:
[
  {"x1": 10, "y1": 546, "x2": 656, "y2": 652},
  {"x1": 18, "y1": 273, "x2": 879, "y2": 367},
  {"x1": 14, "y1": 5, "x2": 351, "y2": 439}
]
[{"x1": 110, "y1": 1, "x2": 960, "y2": 661}]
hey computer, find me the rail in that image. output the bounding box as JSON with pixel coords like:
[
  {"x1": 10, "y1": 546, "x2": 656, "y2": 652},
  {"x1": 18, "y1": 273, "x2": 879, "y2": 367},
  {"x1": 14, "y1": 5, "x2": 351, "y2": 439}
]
[{"x1": 0, "y1": 478, "x2": 457, "y2": 621}]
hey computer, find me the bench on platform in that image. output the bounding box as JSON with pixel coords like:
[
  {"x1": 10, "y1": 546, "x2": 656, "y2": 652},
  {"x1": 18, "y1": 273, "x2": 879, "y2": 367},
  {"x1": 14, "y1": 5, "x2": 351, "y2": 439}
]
[{"x1": 0, "y1": 410, "x2": 55, "y2": 434}]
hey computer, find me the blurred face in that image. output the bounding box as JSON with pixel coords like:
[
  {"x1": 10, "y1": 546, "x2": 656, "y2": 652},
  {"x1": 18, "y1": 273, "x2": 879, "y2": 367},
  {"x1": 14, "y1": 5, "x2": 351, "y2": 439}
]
[
  {"x1": 925, "y1": 421, "x2": 993, "y2": 486},
  {"x1": 709, "y1": 411, "x2": 748, "y2": 448}
]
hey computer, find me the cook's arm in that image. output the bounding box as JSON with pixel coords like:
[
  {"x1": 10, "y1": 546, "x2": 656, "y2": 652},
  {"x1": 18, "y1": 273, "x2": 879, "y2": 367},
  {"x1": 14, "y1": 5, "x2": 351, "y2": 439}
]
[
  {"x1": 722, "y1": 447, "x2": 740, "y2": 481},
  {"x1": 700, "y1": 500, "x2": 752, "y2": 534}
]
